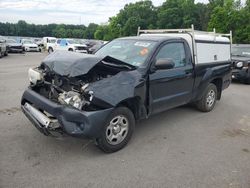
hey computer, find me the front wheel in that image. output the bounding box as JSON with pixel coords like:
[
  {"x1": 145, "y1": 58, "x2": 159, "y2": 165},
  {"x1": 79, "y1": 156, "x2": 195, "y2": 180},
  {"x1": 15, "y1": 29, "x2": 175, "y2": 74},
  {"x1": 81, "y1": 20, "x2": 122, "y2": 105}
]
[
  {"x1": 95, "y1": 107, "x2": 135, "y2": 153},
  {"x1": 244, "y1": 77, "x2": 250, "y2": 85},
  {"x1": 196, "y1": 83, "x2": 217, "y2": 112}
]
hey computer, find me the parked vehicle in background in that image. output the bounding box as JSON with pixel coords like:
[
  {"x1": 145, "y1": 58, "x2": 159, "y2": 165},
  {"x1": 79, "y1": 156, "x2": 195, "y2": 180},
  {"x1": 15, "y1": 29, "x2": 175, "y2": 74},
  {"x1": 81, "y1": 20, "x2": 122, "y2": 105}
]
[
  {"x1": 21, "y1": 39, "x2": 40, "y2": 52},
  {"x1": 6, "y1": 39, "x2": 24, "y2": 53},
  {"x1": 48, "y1": 38, "x2": 88, "y2": 53},
  {"x1": 0, "y1": 36, "x2": 8, "y2": 57},
  {"x1": 231, "y1": 44, "x2": 250, "y2": 84},
  {"x1": 85, "y1": 40, "x2": 103, "y2": 53},
  {"x1": 21, "y1": 26, "x2": 232, "y2": 153},
  {"x1": 88, "y1": 42, "x2": 104, "y2": 54},
  {"x1": 34, "y1": 38, "x2": 44, "y2": 51},
  {"x1": 42, "y1": 37, "x2": 56, "y2": 53}
]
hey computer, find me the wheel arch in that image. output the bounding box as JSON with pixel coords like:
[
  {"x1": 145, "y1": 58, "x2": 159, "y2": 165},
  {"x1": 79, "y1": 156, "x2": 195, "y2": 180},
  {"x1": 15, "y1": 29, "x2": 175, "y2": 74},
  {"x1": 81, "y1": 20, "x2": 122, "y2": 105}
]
[
  {"x1": 48, "y1": 46, "x2": 53, "y2": 52},
  {"x1": 211, "y1": 78, "x2": 223, "y2": 100},
  {"x1": 117, "y1": 96, "x2": 147, "y2": 121}
]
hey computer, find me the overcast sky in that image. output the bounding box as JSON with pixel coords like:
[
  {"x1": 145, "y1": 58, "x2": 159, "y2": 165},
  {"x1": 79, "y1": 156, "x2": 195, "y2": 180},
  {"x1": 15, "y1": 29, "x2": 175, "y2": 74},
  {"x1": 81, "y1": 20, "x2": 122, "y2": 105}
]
[{"x1": 0, "y1": 0, "x2": 209, "y2": 25}]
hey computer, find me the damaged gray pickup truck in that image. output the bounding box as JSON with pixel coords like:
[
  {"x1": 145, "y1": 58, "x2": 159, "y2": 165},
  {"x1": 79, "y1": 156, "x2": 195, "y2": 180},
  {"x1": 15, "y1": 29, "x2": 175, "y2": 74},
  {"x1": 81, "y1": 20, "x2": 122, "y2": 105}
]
[{"x1": 21, "y1": 28, "x2": 232, "y2": 153}]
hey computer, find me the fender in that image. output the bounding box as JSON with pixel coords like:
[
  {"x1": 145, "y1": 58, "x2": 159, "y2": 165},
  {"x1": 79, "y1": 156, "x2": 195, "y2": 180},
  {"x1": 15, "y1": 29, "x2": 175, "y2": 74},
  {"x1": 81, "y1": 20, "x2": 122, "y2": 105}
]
[{"x1": 192, "y1": 61, "x2": 231, "y2": 101}]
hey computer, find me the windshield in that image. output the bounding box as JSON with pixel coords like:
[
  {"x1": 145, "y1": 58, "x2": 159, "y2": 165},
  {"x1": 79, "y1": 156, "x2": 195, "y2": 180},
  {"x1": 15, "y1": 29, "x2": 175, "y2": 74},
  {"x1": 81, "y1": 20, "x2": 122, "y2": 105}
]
[
  {"x1": 67, "y1": 39, "x2": 80, "y2": 44},
  {"x1": 7, "y1": 39, "x2": 17, "y2": 43},
  {"x1": 23, "y1": 40, "x2": 33, "y2": 44},
  {"x1": 48, "y1": 39, "x2": 56, "y2": 43},
  {"x1": 232, "y1": 46, "x2": 250, "y2": 57},
  {"x1": 75, "y1": 39, "x2": 86, "y2": 45},
  {"x1": 95, "y1": 39, "x2": 157, "y2": 67}
]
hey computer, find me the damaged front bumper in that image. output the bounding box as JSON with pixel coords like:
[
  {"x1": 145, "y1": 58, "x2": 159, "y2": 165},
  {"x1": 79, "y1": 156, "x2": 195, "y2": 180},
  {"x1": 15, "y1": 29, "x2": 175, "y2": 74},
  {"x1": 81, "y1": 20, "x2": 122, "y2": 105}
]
[{"x1": 21, "y1": 88, "x2": 114, "y2": 138}]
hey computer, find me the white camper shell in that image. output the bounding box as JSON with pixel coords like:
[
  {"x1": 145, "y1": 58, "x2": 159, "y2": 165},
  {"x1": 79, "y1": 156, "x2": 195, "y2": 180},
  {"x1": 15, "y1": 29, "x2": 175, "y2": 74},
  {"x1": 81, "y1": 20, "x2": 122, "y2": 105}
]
[{"x1": 138, "y1": 25, "x2": 232, "y2": 65}]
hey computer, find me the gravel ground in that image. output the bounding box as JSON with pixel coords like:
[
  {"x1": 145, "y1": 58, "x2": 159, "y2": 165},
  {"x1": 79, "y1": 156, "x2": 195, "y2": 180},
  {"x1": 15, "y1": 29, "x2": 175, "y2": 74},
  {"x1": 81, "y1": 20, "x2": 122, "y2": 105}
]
[{"x1": 0, "y1": 53, "x2": 250, "y2": 188}]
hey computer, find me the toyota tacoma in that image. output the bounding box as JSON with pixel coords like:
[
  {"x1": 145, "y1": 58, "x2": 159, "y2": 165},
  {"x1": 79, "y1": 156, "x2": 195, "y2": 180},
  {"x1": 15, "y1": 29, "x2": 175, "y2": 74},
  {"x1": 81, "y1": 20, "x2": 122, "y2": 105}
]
[{"x1": 21, "y1": 27, "x2": 232, "y2": 153}]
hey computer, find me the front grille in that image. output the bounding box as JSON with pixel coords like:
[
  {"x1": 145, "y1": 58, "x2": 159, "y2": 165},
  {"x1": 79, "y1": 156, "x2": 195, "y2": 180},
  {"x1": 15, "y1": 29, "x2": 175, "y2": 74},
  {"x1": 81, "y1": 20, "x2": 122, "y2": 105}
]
[
  {"x1": 76, "y1": 46, "x2": 87, "y2": 50},
  {"x1": 11, "y1": 46, "x2": 22, "y2": 49}
]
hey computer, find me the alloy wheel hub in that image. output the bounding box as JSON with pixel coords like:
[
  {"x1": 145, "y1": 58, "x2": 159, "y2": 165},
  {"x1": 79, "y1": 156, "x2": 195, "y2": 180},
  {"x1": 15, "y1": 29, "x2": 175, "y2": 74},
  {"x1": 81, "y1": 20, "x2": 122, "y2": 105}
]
[{"x1": 106, "y1": 115, "x2": 129, "y2": 145}]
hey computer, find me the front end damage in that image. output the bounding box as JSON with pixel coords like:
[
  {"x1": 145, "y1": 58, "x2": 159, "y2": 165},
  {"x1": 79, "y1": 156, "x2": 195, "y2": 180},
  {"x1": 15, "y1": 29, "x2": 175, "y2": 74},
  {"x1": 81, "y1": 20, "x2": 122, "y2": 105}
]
[{"x1": 21, "y1": 51, "x2": 145, "y2": 138}]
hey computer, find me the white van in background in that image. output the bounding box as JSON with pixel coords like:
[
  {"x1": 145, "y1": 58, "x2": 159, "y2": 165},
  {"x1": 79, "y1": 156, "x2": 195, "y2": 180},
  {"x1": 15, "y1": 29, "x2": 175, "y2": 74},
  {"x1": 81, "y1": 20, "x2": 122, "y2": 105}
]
[{"x1": 42, "y1": 37, "x2": 57, "y2": 53}]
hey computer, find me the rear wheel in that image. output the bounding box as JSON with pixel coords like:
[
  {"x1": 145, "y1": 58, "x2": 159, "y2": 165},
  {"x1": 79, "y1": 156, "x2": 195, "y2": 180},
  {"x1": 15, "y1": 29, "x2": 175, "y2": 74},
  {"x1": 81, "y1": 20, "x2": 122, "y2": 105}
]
[
  {"x1": 196, "y1": 83, "x2": 217, "y2": 112},
  {"x1": 4, "y1": 50, "x2": 8, "y2": 56},
  {"x1": 68, "y1": 48, "x2": 73, "y2": 52},
  {"x1": 48, "y1": 47, "x2": 53, "y2": 53},
  {"x1": 95, "y1": 107, "x2": 135, "y2": 153}
]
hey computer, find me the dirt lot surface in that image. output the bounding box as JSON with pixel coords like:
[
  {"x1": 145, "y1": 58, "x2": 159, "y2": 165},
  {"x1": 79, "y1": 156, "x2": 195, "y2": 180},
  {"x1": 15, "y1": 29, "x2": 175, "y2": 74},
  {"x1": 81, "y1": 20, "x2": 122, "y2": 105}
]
[{"x1": 0, "y1": 53, "x2": 250, "y2": 188}]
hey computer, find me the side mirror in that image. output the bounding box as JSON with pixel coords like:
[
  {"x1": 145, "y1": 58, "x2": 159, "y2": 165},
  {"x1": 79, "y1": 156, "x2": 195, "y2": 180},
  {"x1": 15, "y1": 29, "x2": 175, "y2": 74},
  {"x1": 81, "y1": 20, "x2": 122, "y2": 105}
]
[
  {"x1": 155, "y1": 58, "x2": 175, "y2": 70},
  {"x1": 66, "y1": 43, "x2": 68, "y2": 46}
]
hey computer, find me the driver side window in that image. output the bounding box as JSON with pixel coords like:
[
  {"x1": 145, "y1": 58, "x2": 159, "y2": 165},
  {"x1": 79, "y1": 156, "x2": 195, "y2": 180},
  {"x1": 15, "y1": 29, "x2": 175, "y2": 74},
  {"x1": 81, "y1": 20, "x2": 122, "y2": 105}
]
[
  {"x1": 156, "y1": 42, "x2": 186, "y2": 68},
  {"x1": 60, "y1": 39, "x2": 67, "y2": 46}
]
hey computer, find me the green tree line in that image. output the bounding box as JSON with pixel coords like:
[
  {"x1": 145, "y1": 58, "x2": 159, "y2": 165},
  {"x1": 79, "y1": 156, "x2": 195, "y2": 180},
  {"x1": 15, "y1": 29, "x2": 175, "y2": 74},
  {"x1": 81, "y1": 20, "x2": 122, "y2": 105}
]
[
  {"x1": 95, "y1": 0, "x2": 250, "y2": 43},
  {"x1": 0, "y1": 21, "x2": 98, "y2": 39},
  {"x1": 0, "y1": 0, "x2": 249, "y2": 43}
]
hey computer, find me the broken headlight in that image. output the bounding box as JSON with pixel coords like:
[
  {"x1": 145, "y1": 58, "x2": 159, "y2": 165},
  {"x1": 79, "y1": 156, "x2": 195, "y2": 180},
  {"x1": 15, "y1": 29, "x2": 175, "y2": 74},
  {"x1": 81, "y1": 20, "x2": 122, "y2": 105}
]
[
  {"x1": 28, "y1": 68, "x2": 43, "y2": 85},
  {"x1": 58, "y1": 91, "x2": 85, "y2": 110}
]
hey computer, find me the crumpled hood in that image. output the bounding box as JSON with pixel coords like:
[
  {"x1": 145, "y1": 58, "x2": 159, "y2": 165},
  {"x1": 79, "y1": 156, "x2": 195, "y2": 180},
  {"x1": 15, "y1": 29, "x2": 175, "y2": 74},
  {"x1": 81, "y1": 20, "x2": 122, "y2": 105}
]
[
  {"x1": 41, "y1": 51, "x2": 135, "y2": 77},
  {"x1": 42, "y1": 51, "x2": 103, "y2": 77}
]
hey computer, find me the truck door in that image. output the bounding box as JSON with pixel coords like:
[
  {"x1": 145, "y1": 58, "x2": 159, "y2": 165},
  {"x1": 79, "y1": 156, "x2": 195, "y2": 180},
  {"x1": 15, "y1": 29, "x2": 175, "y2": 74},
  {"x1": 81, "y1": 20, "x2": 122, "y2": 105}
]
[{"x1": 149, "y1": 40, "x2": 194, "y2": 114}]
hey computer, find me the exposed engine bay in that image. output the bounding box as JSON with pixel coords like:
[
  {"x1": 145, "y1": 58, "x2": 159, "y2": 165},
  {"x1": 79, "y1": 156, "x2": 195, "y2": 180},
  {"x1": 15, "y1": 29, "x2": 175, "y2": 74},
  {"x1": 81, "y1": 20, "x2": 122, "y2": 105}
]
[{"x1": 29, "y1": 51, "x2": 136, "y2": 111}]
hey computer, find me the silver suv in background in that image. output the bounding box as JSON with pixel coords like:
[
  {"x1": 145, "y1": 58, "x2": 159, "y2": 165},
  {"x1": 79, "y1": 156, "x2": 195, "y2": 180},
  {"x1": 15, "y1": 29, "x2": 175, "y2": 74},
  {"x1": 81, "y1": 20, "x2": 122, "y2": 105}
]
[{"x1": 0, "y1": 36, "x2": 8, "y2": 57}]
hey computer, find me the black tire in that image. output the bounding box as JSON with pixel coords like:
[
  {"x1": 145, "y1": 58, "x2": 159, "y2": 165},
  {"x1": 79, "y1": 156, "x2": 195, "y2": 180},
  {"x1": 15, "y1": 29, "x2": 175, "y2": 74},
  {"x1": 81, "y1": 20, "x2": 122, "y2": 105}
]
[
  {"x1": 68, "y1": 48, "x2": 73, "y2": 52},
  {"x1": 4, "y1": 50, "x2": 8, "y2": 56},
  {"x1": 244, "y1": 77, "x2": 250, "y2": 84},
  {"x1": 48, "y1": 47, "x2": 53, "y2": 53},
  {"x1": 196, "y1": 83, "x2": 218, "y2": 112},
  {"x1": 95, "y1": 107, "x2": 135, "y2": 153}
]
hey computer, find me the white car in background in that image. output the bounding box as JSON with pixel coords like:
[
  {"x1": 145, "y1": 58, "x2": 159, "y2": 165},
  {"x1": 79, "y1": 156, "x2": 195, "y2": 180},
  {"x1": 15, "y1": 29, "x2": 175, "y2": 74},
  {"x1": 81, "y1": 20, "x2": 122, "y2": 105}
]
[
  {"x1": 21, "y1": 39, "x2": 40, "y2": 52},
  {"x1": 48, "y1": 38, "x2": 88, "y2": 53}
]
